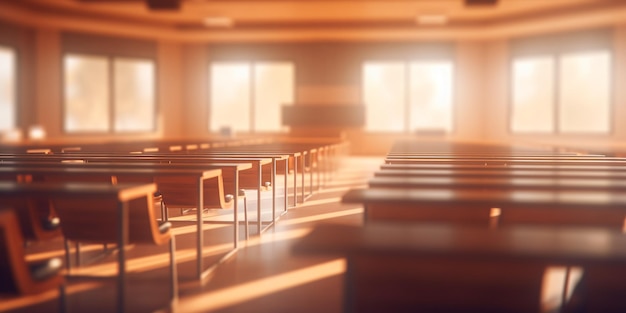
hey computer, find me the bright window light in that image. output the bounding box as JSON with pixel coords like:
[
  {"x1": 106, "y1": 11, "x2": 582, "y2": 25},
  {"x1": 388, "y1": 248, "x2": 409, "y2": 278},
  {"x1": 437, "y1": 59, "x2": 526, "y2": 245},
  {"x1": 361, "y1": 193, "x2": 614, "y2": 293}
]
[
  {"x1": 511, "y1": 56, "x2": 555, "y2": 133},
  {"x1": 363, "y1": 62, "x2": 406, "y2": 132},
  {"x1": 64, "y1": 54, "x2": 110, "y2": 132},
  {"x1": 210, "y1": 63, "x2": 251, "y2": 133},
  {"x1": 0, "y1": 46, "x2": 16, "y2": 132},
  {"x1": 254, "y1": 63, "x2": 294, "y2": 132},
  {"x1": 114, "y1": 58, "x2": 155, "y2": 132},
  {"x1": 409, "y1": 61, "x2": 453, "y2": 132},
  {"x1": 209, "y1": 62, "x2": 295, "y2": 133},
  {"x1": 559, "y1": 51, "x2": 610, "y2": 133}
]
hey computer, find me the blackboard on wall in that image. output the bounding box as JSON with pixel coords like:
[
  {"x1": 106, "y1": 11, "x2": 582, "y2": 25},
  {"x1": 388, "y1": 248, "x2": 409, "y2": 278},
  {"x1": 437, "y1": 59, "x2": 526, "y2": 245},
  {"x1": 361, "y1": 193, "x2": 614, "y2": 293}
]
[{"x1": 282, "y1": 105, "x2": 365, "y2": 127}]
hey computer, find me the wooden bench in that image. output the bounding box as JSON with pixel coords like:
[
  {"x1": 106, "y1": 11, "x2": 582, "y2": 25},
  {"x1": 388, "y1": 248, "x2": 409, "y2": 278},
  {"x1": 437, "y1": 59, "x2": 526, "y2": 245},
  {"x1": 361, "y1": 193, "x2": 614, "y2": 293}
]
[{"x1": 293, "y1": 222, "x2": 626, "y2": 313}]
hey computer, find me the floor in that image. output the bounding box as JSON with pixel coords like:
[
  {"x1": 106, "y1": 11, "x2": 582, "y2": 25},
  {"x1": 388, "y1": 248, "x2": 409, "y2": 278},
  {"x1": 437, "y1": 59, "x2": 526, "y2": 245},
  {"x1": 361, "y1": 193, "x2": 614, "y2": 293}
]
[{"x1": 1, "y1": 156, "x2": 382, "y2": 313}]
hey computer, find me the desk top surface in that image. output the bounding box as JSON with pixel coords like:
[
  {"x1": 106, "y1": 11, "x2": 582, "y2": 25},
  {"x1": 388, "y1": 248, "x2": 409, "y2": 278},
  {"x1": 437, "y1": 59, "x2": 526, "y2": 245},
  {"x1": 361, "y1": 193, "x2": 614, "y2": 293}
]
[
  {"x1": 0, "y1": 181, "x2": 156, "y2": 200},
  {"x1": 0, "y1": 160, "x2": 250, "y2": 171},
  {"x1": 342, "y1": 187, "x2": 626, "y2": 208},
  {"x1": 369, "y1": 176, "x2": 626, "y2": 190},
  {"x1": 293, "y1": 222, "x2": 626, "y2": 264}
]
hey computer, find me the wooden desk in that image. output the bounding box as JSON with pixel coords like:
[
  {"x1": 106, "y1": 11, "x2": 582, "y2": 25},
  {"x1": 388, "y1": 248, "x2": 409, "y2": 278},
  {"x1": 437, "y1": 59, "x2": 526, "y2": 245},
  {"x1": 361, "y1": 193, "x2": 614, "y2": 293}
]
[
  {"x1": 1, "y1": 152, "x2": 289, "y2": 236},
  {"x1": 0, "y1": 181, "x2": 156, "y2": 312},
  {"x1": 0, "y1": 164, "x2": 241, "y2": 280},
  {"x1": 293, "y1": 222, "x2": 626, "y2": 313},
  {"x1": 342, "y1": 187, "x2": 626, "y2": 229},
  {"x1": 375, "y1": 169, "x2": 626, "y2": 180},
  {"x1": 369, "y1": 176, "x2": 626, "y2": 191},
  {"x1": 380, "y1": 163, "x2": 626, "y2": 172},
  {"x1": 384, "y1": 158, "x2": 626, "y2": 166},
  {"x1": 210, "y1": 143, "x2": 320, "y2": 204}
]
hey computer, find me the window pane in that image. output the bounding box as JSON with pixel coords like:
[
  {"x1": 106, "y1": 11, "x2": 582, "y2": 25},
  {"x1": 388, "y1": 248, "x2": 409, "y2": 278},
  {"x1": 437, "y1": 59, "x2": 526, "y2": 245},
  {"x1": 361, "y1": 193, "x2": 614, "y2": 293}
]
[
  {"x1": 559, "y1": 51, "x2": 610, "y2": 133},
  {"x1": 363, "y1": 62, "x2": 406, "y2": 132},
  {"x1": 210, "y1": 63, "x2": 251, "y2": 133},
  {"x1": 408, "y1": 61, "x2": 453, "y2": 133},
  {"x1": 114, "y1": 58, "x2": 155, "y2": 132},
  {"x1": 0, "y1": 46, "x2": 16, "y2": 131},
  {"x1": 511, "y1": 56, "x2": 554, "y2": 133},
  {"x1": 254, "y1": 62, "x2": 294, "y2": 132},
  {"x1": 64, "y1": 54, "x2": 109, "y2": 132}
]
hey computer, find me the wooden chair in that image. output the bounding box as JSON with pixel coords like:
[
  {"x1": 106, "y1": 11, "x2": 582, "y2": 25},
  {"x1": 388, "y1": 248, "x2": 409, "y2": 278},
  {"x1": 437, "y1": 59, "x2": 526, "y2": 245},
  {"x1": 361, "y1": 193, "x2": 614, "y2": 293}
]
[
  {"x1": 51, "y1": 187, "x2": 178, "y2": 305},
  {"x1": 1, "y1": 197, "x2": 61, "y2": 243},
  {"x1": 155, "y1": 173, "x2": 244, "y2": 218},
  {"x1": 0, "y1": 208, "x2": 65, "y2": 310}
]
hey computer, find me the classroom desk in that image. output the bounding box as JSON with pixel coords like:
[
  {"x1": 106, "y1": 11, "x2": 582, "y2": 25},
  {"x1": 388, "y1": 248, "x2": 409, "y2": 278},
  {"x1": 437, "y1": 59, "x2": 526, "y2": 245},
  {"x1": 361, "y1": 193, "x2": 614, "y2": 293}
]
[
  {"x1": 179, "y1": 153, "x2": 291, "y2": 225},
  {"x1": 208, "y1": 152, "x2": 300, "y2": 207},
  {"x1": 380, "y1": 163, "x2": 626, "y2": 172},
  {"x1": 0, "y1": 181, "x2": 156, "y2": 312},
  {"x1": 0, "y1": 164, "x2": 243, "y2": 280},
  {"x1": 293, "y1": 222, "x2": 626, "y2": 313},
  {"x1": 3, "y1": 150, "x2": 298, "y2": 209},
  {"x1": 342, "y1": 187, "x2": 626, "y2": 229},
  {"x1": 210, "y1": 143, "x2": 317, "y2": 204},
  {"x1": 369, "y1": 176, "x2": 626, "y2": 191},
  {"x1": 384, "y1": 158, "x2": 626, "y2": 166},
  {"x1": 375, "y1": 169, "x2": 626, "y2": 180},
  {"x1": 1, "y1": 154, "x2": 281, "y2": 236},
  {"x1": 75, "y1": 156, "x2": 272, "y2": 236},
  {"x1": 385, "y1": 155, "x2": 616, "y2": 160}
]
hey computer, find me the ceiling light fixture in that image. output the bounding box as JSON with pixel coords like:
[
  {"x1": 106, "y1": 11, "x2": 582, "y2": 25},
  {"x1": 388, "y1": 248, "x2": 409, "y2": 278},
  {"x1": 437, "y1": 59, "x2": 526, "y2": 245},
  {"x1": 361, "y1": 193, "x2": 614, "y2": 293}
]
[
  {"x1": 416, "y1": 14, "x2": 448, "y2": 26},
  {"x1": 203, "y1": 17, "x2": 234, "y2": 28}
]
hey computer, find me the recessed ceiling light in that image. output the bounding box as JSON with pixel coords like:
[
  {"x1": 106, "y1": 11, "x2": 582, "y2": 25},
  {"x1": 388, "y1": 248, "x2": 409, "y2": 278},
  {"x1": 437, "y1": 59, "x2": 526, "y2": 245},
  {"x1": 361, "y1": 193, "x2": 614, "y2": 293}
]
[
  {"x1": 203, "y1": 17, "x2": 234, "y2": 28},
  {"x1": 416, "y1": 14, "x2": 448, "y2": 26}
]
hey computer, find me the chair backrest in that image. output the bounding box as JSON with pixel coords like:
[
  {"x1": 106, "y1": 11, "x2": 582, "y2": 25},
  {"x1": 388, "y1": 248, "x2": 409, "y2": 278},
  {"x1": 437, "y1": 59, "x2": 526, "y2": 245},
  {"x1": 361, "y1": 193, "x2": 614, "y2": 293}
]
[
  {"x1": 0, "y1": 208, "x2": 64, "y2": 295},
  {"x1": 156, "y1": 175, "x2": 229, "y2": 209},
  {"x1": 52, "y1": 192, "x2": 170, "y2": 245},
  {"x1": 0, "y1": 197, "x2": 60, "y2": 242}
]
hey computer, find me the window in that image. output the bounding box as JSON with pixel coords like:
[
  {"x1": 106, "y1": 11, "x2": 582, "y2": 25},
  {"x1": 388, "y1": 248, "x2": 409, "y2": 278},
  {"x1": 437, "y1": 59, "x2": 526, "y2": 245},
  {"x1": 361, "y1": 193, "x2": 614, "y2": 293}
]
[
  {"x1": 0, "y1": 46, "x2": 16, "y2": 132},
  {"x1": 209, "y1": 62, "x2": 294, "y2": 133},
  {"x1": 511, "y1": 56, "x2": 555, "y2": 133},
  {"x1": 510, "y1": 30, "x2": 611, "y2": 134},
  {"x1": 363, "y1": 60, "x2": 454, "y2": 133},
  {"x1": 363, "y1": 62, "x2": 406, "y2": 132},
  {"x1": 558, "y1": 51, "x2": 610, "y2": 133},
  {"x1": 63, "y1": 54, "x2": 155, "y2": 133}
]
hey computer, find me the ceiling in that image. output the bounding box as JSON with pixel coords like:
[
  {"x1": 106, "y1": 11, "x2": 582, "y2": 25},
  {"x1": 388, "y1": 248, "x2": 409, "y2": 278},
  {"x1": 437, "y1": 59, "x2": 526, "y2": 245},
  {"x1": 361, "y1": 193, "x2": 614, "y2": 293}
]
[{"x1": 1, "y1": 0, "x2": 625, "y2": 42}]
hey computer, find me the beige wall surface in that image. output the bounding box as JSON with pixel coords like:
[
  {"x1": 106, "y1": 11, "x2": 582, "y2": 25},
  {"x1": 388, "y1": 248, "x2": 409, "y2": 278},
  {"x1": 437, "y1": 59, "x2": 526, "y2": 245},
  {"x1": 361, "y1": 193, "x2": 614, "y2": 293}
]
[{"x1": 2, "y1": 18, "x2": 626, "y2": 154}]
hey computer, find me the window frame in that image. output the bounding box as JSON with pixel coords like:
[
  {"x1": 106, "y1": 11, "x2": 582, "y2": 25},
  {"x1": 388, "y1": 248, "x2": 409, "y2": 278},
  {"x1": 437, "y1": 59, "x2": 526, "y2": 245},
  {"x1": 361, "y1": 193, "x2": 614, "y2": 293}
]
[
  {"x1": 207, "y1": 61, "x2": 295, "y2": 134},
  {"x1": 61, "y1": 52, "x2": 157, "y2": 135},
  {"x1": 508, "y1": 29, "x2": 614, "y2": 136},
  {"x1": 0, "y1": 44, "x2": 17, "y2": 133},
  {"x1": 361, "y1": 59, "x2": 456, "y2": 134}
]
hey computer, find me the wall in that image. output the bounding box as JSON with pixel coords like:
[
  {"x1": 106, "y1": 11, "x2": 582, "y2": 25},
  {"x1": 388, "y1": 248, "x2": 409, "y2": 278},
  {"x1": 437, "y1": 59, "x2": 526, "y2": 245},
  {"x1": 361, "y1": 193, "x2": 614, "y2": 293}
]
[
  {"x1": 481, "y1": 26, "x2": 626, "y2": 154},
  {"x1": 2, "y1": 18, "x2": 626, "y2": 154}
]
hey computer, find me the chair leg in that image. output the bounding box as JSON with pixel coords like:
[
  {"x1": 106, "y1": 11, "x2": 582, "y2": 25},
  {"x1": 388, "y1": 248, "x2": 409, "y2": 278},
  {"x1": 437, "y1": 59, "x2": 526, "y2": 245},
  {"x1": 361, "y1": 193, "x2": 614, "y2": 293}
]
[
  {"x1": 239, "y1": 189, "x2": 248, "y2": 240},
  {"x1": 169, "y1": 237, "x2": 178, "y2": 301},
  {"x1": 75, "y1": 242, "x2": 81, "y2": 266},
  {"x1": 64, "y1": 239, "x2": 71, "y2": 271},
  {"x1": 59, "y1": 282, "x2": 67, "y2": 313},
  {"x1": 244, "y1": 196, "x2": 248, "y2": 239},
  {"x1": 162, "y1": 201, "x2": 169, "y2": 222}
]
